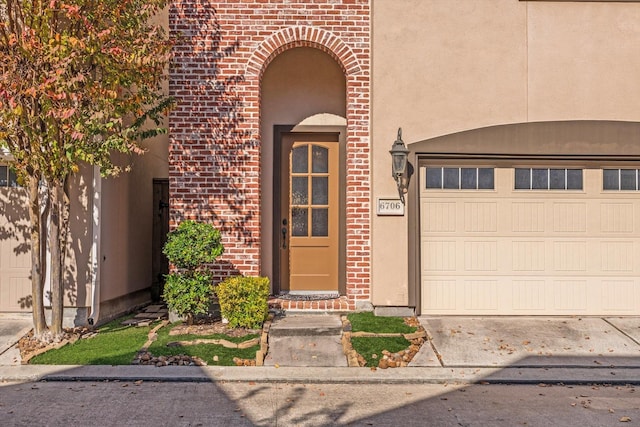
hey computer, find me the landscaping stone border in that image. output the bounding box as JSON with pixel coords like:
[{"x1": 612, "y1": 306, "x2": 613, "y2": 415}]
[{"x1": 340, "y1": 315, "x2": 428, "y2": 369}]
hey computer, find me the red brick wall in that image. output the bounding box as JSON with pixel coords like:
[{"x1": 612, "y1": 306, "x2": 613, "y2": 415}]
[{"x1": 169, "y1": 0, "x2": 370, "y2": 310}]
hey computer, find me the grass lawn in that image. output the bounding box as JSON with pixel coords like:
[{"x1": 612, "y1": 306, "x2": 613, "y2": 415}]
[
  {"x1": 29, "y1": 317, "x2": 260, "y2": 366},
  {"x1": 347, "y1": 311, "x2": 416, "y2": 334},
  {"x1": 29, "y1": 316, "x2": 150, "y2": 365},
  {"x1": 350, "y1": 336, "x2": 411, "y2": 367},
  {"x1": 147, "y1": 325, "x2": 259, "y2": 366},
  {"x1": 347, "y1": 312, "x2": 417, "y2": 367}
]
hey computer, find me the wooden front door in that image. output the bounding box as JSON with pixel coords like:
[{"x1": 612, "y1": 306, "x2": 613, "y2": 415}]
[{"x1": 281, "y1": 139, "x2": 339, "y2": 292}]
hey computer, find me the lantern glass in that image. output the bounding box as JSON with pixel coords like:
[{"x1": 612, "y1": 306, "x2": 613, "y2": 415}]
[{"x1": 392, "y1": 152, "x2": 407, "y2": 176}]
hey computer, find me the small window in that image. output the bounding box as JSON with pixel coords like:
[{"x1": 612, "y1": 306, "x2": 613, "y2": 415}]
[
  {"x1": 425, "y1": 167, "x2": 494, "y2": 190},
  {"x1": 603, "y1": 169, "x2": 640, "y2": 191},
  {"x1": 515, "y1": 168, "x2": 583, "y2": 190},
  {"x1": 0, "y1": 165, "x2": 20, "y2": 187}
]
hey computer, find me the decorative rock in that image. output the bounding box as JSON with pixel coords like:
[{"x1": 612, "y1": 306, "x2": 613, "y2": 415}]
[{"x1": 132, "y1": 351, "x2": 207, "y2": 367}]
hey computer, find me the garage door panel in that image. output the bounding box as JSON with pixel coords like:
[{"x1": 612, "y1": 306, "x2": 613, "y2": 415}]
[
  {"x1": 464, "y1": 241, "x2": 497, "y2": 271},
  {"x1": 0, "y1": 189, "x2": 31, "y2": 312},
  {"x1": 421, "y1": 201, "x2": 456, "y2": 233},
  {"x1": 553, "y1": 279, "x2": 588, "y2": 311},
  {"x1": 511, "y1": 202, "x2": 546, "y2": 233},
  {"x1": 553, "y1": 202, "x2": 587, "y2": 233},
  {"x1": 553, "y1": 241, "x2": 587, "y2": 272},
  {"x1": 4, "y1": 277, "x2": 31, "y2": 311},
  {"x1": 422, "y1": 240, "x2": 457, "y2": 271},
  {"x1": 420, "y1": 166, "x2": 640, "y2": 315},
  {"x1": 600, "y1": 241, "x2": 634, "y2": 272},
  {"x1": 464, "y1": 202, "x2": 497, "y2": 232},
  {"x1": 422, "y1": 279, "x2": 457, "y2": 311},
  {"x1": 464, "y1": 280, "x2": 499, "y2": 311},
  {"x1": 601, "y1": 280, "x2": 637, "y2": 312},
  {"x1": 512, "y1": 240, "x2": 546, "y2": 271},
  {"x1": 513, "y1": 280, "x2": 546, "y2": 311},
  {"x1": 600, "y1": 203, "x2": 635, "y2": 234}
]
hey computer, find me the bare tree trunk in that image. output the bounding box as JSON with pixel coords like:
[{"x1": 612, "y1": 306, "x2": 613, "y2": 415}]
[
  {"x1": 27, "y1": 175, "x2": 47, "y2": 336},
  {"x1": 49, "y1": 181, "x2": 64, "y2": 337}
]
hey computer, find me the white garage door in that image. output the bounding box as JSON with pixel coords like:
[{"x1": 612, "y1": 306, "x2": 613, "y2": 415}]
[
  {"x1": 420, "y1": 165, "x2": 640, "y2": 315},
  {"x1": 0, "y1": 185, "x2": 32, "y2": 312}
]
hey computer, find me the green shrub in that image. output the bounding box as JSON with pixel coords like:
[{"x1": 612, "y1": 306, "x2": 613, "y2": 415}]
[
  {"x1": 163, "y1": 220, "x2": 224, "y2": 270},
  {"x1": 163, "y1": 271, "x2": 214, "y2": 324},
  {"x1": 216, "y1": 276, "x2": 270, "y2": 328},
  {"x1": 162, "y1": 220, "x2": 224, "y2": 324}
]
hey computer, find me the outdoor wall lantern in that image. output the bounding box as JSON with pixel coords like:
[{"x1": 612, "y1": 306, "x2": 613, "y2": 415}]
[{"x1": 390, "y1": 127, "x2": 411, "y2": 204}]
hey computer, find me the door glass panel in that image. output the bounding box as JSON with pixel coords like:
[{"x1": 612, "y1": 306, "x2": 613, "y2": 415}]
[
  {"x1": 312, "y1": 208, "x2": 328, "y2": 236},
  {"x1": 620, "y1": 169, "x2": 637, "y2": 190},
  {"x1": 603, "y1": 169, "x2": 619, "y2": 190},
  {"x1": 478, "y1": 168, "x2": 494, "y2": 189},
  {"x1": 292, "y1": 145, "x2": 308, "y2": 173},
  {"x1": 460, "y1": 168, "x2": 476, "y2": 189},
  {"x1": 566, "y1": 169, "x2": 583, "y2": 190},
  {"x1": 291, "y1": 207, "x2": 308, "y2": 236},
  {"x1": 426, "y1": 167, "x2": 442, "y2": 189},
  {"x1": 312, "y1": 176, "x2": 328, "y2": 205},
  {"x1": 443, "y1": 167, "x2": 459, "y2": 189},
  {"x1": 532, "y1": 169, "x2": 547, "y2": 189},
  {"x1": 515, "y1": 168, "x2": 530, "y2": 189},
  {"x1": 549, "y1": 169, "x2": 565, "y2": 190},
  {"x1": 312, "y1": 145, "x2": 329, "y2": 173},
  {"x1": 291, "y1": 177, "x2": 308, "y2": 205}
]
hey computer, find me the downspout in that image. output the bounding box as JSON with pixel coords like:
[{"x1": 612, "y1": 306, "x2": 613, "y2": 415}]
[{"x1": 87, "y1": 166, "x2": 102, "y2": 326}]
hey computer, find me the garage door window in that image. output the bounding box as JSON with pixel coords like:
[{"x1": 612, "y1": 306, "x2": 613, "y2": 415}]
[
  {"x1": 603, "y1": 169, "x2": 640, "y2": 191},
  {"x1": 515, "y1": 168, "x2": 582, "y2": 190},
  {"x1": 426, "y1": 167, "x2": 494, "y2": 190}
]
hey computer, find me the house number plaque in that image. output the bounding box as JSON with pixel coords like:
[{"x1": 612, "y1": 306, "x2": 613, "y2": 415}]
[{"x1": 376, "y1": 198, "x2": 404, "y2": 216}]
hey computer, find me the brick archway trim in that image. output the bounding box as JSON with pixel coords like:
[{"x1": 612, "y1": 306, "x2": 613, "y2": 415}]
[{"x1": 246, "y1": 26, "x2": 362, "y2": 78}]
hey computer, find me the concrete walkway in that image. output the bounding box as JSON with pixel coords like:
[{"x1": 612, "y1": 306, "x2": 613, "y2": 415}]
[
  {"x1": 264, "y1": 315, "x2": 348, "y2": 367},
  {"x1": 0, "y1": 313, "x2": 31, "y2": 366},
  {"x1": 1, "y1": 315, "x2": 639, "y2": 385}
]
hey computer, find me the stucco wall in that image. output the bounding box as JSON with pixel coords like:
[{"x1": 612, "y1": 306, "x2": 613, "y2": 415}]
[
  {"x1": 371, "y1": 0, "x2": 640, "y2": 307},
  {"x1": 98, "y1": 7, "x2": 170, "y2": 305}
]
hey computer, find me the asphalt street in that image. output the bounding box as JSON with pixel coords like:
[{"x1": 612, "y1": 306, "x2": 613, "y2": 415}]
[{"x1": 0, "y1": 380, "x2": 638, "y2": 426}]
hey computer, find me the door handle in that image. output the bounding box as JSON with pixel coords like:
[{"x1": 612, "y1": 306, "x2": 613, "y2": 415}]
[{"x1": 281, "y1": 219, "x2": 288, "y2": 249}]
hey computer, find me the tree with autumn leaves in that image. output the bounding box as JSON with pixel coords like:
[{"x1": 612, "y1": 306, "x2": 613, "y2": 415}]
[{"x1": 0, "y1": 0, "x2": 172, "y2": 341}]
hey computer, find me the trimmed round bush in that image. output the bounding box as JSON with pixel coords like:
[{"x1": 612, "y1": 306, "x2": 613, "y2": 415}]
[
  {"x1": 163, "y1": 220, "x2": 224, "y2": 270},
  {"x1": 216, "y1": 276, "x2": 270, "y2": 329},
  {"x1": 162, "y1": 220, "x2": 224, "y2": 324},
  {"x1": 163, "y1": 271, "x2": 214, "y2": 324}
]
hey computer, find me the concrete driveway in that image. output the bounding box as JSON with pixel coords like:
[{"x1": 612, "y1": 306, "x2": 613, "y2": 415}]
[
  {"x1": 413, "y1": 317, "x2": 640, "y2": 368},
  {"x1": 0, "y1": 314, "x2": 32, "y2": 366}
]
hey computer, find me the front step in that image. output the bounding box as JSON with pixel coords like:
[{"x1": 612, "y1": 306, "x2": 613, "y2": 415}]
[
  {"x1": 264, "y1": 315, "x2": 347, "y2": 367},
  {"x1": 267, "y1": 315, "x2": 343, "y2": 337}
]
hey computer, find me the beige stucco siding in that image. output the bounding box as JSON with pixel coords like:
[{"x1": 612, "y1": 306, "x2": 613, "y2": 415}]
[
  {"x1": 371, "y1": 0, "x2": 640, "y2": 307},
  {"x1": 98, "y1": 7, "x2": 170, "y2": 306},
  {"x1": 527, "y1": 2, "x2": 640, "y2": 122}
]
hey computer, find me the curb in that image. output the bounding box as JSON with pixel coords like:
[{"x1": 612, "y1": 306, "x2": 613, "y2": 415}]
[{"x1": 2, "y1": 365, "x2": 640, "y2": 385}]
